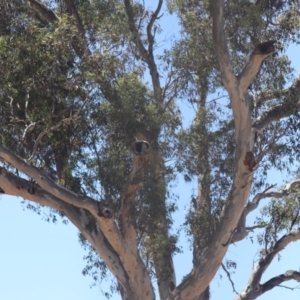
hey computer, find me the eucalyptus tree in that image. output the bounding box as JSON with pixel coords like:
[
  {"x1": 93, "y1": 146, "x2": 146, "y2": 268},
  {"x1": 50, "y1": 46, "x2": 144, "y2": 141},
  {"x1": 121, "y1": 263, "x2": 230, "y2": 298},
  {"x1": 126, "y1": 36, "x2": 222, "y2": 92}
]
[{"x1": 0, "y1": 1, "x2": 300, "y2": 300}]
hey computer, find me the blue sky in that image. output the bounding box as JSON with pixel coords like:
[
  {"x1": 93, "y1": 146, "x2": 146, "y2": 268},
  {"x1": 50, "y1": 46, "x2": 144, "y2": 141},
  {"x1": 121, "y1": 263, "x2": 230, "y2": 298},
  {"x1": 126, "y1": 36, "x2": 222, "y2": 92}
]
[{"x1": 1, "y1": 3, "x2": 300, "y2": 300}]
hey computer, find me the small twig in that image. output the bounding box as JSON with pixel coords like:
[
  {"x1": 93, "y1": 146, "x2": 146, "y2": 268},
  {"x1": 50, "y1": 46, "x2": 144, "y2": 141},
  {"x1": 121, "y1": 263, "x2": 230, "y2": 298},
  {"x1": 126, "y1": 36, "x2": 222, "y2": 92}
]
[
  {"x1": 277, "y1": 283, "x2": 300, "y2": 290},
  {"x1": 27, "y1": 99, "x2": 89, "y2": 163},
  {"x1": 245, "y1": 223, "x2": 269, "y2": 231},
  {"x1": 221, "y1": 263, "x2": 239, "y2": 295},
  {"x1": 16, "y1": 122, "x2": 36, "y2": 154}
]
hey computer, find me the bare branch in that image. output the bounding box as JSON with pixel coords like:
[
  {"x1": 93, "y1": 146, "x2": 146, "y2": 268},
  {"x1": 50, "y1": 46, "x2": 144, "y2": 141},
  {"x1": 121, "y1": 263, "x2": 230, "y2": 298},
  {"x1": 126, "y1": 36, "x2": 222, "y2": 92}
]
[
  {"x1": 146, "y1": 0, "x2": 163, "y2": 55},
  {"x1": 27, "y1": 0, "x2": 59, "y2": 23},
  {"x1": 235, "y1": 229, "x2": 300, "y2": 300},
  {"x1": 27, "y1": 99, "x2": 88, "y2": 163},
  {"x1": 167, "y1": 2, "x2": 258, "y2": 299},
  {"x1": 231, "y1": 181, "x2": 299, "y2": 243},
  {"x1": 63, "y1": 0, "x2": 91, "y2": 56},
  {"x1": 238, "y1": 41, "x2": 276, "y2": 91},
  {"x1": 66, "y1": 206, "x2": 137, "y2": 300},
  {"x1": 235, "y1": 270, "x2": 300, "y2": 300},
  {"x1": 0, "y1": 164, "x2": 155, "y2": 299},
  {"x1": 0, "y1": 146, "x2": 133, "y2": 264},
  {"x1": 253, "y1": 179, "x2": 300, "y2": 200},
  {"x1": 261, "y1": 270, "x2": 300, "y2": 293},
  {"x1": 221, "y1": 263, "x2": 239, "y2": 295},
  {"x1": 253, "y1": 76, "x2": 300, "y2": 133},
  {"x1": 213, "y1": 83, "x2": 296, "y2": 138},
  {"x1": 123, "y1": 0, "x2": 162, "y2": 101},
  {"x1": 245, "y1": 223, "x2": 269, "y2": 231},
  {"x1": 0, "y1": 166, "x2": 67, "y2": 212}
]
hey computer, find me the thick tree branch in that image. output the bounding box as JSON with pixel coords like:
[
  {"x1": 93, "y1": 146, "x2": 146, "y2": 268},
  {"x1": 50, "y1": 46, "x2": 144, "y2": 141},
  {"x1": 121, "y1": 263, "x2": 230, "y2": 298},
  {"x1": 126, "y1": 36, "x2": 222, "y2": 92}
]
[
  {"x1": 0, "y1": 143, "x2": 102, "y2": 214},
  {"x1": 0, "y1": 167, "x2": 138, "y2": 298},
  {"x1": 253, "y1": 76, "x2": 300, "y2": 133},
  {"x1": 209, "y1": 0, "x2": 237, "y2": 94},
  {"x1": 120, "y1": 140, "x2": 150, "y2": 250},
  {"x1": 0, "y1": 144, "x2": 133, "y2": 276},
  {"x1": 27, "y1": 0, "x2": 87, "y2": 58},
  {"x1": 168, "y1": 3, "x2": 278, "y2": 300},
  {"x1": 0, "y1": 166, "x2": 66, "y2": 212},
  {"x1": 123, "y1": 0, "x2": 162, "y2": 102},
  {"x1": 27, "y1": 0, "x2": 59, "y2": 23},
  {"x1": 245, "y1": 223, "x2": 269, "y2": 231},
  {"x1": 63, "y1": 0, "x2": 91, "y2": 56},
  {"x1": 0, "y1": 164, "x2": 155, "y2": 299},
  {"x1": 65, "y1": 206, "x2": 138, "y2": 300},
  {"x1": 167, "y1": 2, "x2": 256, "y2": 299},
  {"x1": 238, "y1": 41, "x2": 276, "y2": 91},
  {"x1": 261, "y1": 270, "x2": 300, "y2": 293},
  {"x1": 213, "y1": 84, "x2": 295, "y2": 138},
  {"x1": 235, "y1": 229, "x2": 300, "y2": 300}
]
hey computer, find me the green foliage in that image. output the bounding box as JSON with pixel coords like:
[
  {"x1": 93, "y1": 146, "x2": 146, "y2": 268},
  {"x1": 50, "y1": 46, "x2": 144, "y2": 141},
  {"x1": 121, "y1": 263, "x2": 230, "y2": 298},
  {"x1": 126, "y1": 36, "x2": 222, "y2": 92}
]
[{"x1": 1, "y1": 0, "x2": 300, "y2": 297}]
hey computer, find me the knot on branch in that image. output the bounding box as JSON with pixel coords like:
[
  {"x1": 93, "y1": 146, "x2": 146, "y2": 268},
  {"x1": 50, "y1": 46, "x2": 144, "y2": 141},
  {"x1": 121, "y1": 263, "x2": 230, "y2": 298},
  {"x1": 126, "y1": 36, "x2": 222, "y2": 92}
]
[
  {"x1": 285, "y1": 270, "x2": 300, "y2": 281},
  {"x1": 132, "y1": 140, "x2": 150, "y2": 155},
  {"x1": 253, "y1": 40, "x2": 276, "y2": 56},
  {"x1": 97, "y1": 202, "x2": 113, "y2": 219},
  {"x1": 243, "y1": 151, "x2": 256, "y2": 171}
]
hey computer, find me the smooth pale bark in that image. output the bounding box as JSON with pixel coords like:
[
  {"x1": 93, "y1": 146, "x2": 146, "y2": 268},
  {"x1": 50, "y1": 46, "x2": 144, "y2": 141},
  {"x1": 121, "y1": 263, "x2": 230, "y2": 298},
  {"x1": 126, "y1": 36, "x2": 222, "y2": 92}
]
[
  {"x1": 123, "y1": 1, "x2": 176, "y2": 298},
  {"x1": 168, "y1": 2, "x2": 275, "y2": 299},
  {"x1": 120, "y1": 141, "x2": 150, "y2": 251},
  {"x1": 2, "y1": 1, "x2": 298, "y2": 300},
  {"x1": 0, "y1": 146, "x2": 155, "y2": 300},
  {"x1": 0, "y1": 167, "x2": 132, "y2": 295}
]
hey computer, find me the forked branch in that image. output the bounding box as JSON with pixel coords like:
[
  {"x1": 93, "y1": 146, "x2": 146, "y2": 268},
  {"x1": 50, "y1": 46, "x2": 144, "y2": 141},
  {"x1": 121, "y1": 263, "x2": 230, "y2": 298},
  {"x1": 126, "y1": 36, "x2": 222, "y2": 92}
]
[
  {"x1": 235, "y1": 229, "x2": 300, "y2": 300},
  {"x1": 63, "y1": 0, "x2": 91, "y2": 56},
  {"x1": 238, "y1": 41, "x2": 276, "y2": 90},
  {"x1": 261, "y1": 270, "x2": 300, "y2": 293},
  {"x1": 232, "y1": 179, "x2": 300, "y2": 243},
  {"x1": 209, "y1": 0, "x2": 236, "y2": 93},
  {"x1": 0, "y1": 143, "x2": 100, "y2": 213},
  {"x1": 123, "y1": 0, "x2": 162, "y2": 101},
  {"x1": 0, "y1": 166, "x2": 134, "y2": 297},
  {"x1": 253, "y1": 76, "x2": 300, "y2": 133},
  {"x1": 120, "y1": 140, "x2": 150, "y2": 250}
]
